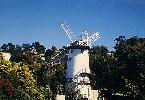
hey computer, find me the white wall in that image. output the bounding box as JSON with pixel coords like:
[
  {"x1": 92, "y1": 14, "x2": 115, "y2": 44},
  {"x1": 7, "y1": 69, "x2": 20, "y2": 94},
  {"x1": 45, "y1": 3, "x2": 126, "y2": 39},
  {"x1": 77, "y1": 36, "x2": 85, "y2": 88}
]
[
  {"x1": 66, "y1": 47, "x2": 91, "y2": 99},
  {"x1": 1, "y1": 53, "x2": 11, "y2": 61},
  {"x1": 66, "y1": 48, "x2": 90, "y2": 79},
  {"x1": 90, "y1": 90, "x2": 99, "y2": 100},
  {"x1": 55, "y1": 95, "x2": 65, "y2": 100}
]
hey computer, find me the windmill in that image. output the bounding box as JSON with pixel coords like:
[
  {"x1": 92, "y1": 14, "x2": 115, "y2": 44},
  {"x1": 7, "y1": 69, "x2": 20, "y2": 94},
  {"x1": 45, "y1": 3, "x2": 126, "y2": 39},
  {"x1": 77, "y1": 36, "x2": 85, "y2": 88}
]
[{"x1": 61, "y1": 22, "x2": 100, "y2": 99}]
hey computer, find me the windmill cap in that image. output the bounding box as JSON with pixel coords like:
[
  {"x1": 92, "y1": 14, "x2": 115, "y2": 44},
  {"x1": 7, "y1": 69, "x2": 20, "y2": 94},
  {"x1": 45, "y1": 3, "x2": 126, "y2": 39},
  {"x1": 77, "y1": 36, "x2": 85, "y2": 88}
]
[{"x1": 66, "y1": 45, "x2": 90, "y2": 50}]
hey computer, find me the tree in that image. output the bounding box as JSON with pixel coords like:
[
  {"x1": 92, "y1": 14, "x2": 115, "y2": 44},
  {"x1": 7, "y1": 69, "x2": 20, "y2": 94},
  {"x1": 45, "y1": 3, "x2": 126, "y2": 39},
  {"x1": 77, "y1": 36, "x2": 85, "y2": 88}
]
[
  {"x1": 114, "y1": 36, "x2": 145, "y2": 99},
  {"x1": 89, "y1": 46, "x2": 115, "y2": 97},
  {"x1": 90, "y1": 45, "x2": 131, "y2": 99},
  {"x1": 0, "y1": 54, "x2": 45, "y2": 100},
  {"x1": 10, "y1": 45, "x2": 23, "y2": 63},
  {"x1": 0, "y1": 43, "x2": 15, "y2": 53},
  {"x1": 32, "y1": 42, "x2": 46, "y2": 53},
  {"x1": 0, "y1": 42, "x2": 66, "y2": 99},
  {"x1": 0, "y1": 44, "x2": 8, "y2": 52},
  {"x1": 22, "y1": 43, "x2": 33, "y2": 52},
  {"x1": 0, "y1": 43, "x2": 23, "y2": 63}
]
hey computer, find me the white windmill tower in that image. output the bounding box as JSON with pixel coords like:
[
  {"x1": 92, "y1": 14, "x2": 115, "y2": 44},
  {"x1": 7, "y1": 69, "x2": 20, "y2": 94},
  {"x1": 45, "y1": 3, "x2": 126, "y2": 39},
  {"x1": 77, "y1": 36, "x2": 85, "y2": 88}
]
[{"x1": 61, "y1": 22, "x2": 100, "y2": 99}]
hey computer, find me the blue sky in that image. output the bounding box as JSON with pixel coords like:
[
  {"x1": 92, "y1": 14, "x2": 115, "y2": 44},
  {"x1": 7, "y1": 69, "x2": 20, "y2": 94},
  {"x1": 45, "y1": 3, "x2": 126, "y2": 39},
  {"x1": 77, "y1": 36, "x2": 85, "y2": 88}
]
[{"x1": 0, "y1": 0, "x2": 145, "y2": 50}]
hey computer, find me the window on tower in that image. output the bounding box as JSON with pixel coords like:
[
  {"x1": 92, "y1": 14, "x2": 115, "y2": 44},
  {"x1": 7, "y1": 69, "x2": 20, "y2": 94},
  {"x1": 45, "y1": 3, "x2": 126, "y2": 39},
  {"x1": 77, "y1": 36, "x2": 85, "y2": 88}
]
[
  {"x1": 68, "y1": 57, "x2": 72, "y2": 61},
  {"x1": 71, "y1": 49, "x2": 74, "y2": 53},
  {"x1": 67, "y1": 78, "x2": 73, "y2": 82},
  {"x1": 81, "y1": 49, "x2": 84, "y2": 53}
]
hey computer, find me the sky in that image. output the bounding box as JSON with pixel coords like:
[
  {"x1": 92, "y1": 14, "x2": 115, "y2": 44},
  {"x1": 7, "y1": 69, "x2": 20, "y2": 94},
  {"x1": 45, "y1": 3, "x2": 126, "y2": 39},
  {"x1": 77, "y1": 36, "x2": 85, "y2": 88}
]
[{"x1": 0, "y1": 0, "x2": 145, "y2": 50}]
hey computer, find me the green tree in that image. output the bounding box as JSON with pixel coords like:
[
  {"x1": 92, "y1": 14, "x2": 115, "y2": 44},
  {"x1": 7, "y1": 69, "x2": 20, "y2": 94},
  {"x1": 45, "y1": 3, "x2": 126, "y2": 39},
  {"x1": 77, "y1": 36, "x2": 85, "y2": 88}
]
[
  {"x1": 90, "y1": 46, "x2": 116, "y2": 97},
  {"x1": 90, "y1": 45, "x2": 132, "y2": 99},
  {"x1": 32, "y1": 42, "x2": 46, "y2": 53},
  {"x1": 114, "y1": 36, "x2": 145, "y2": 99},
  {"x1": 22, "y1": 43, "x2": 33, "y2": 52},
  {"x1": 10, "y1": 45, "x2": 23, "y2": 63},
  {"x1": 0, "y1": 54, "x2": 45, "y2": 100}
]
